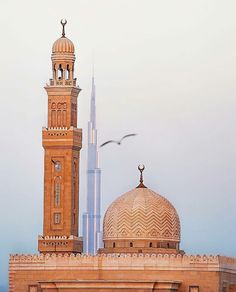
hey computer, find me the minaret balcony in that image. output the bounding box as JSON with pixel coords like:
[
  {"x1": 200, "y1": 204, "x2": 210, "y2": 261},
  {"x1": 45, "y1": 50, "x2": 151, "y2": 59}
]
[
  {"x1": 49, "y1": 78, "x2": 77, "y2": 87},
  {"x1": 38, "y1": 235, "x2": 83, "y2": 254},
  {"x1": 42, "y1": 127, "x2": 82, "y2": 150}
]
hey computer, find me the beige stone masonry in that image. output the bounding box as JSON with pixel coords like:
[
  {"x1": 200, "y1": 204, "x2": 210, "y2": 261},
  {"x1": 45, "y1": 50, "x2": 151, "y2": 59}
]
[{"x1": 9, "y1": 253, "x2": 236, "y2": 272}]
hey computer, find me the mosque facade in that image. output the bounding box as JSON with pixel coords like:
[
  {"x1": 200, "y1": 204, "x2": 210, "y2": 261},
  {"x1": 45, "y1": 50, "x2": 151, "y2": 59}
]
[{"x1": 9, "y1": 22, "x2": 236, "y2": 292}]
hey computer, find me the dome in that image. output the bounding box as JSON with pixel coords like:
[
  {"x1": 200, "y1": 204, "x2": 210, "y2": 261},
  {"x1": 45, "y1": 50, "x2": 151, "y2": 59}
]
[
  {"x1": 103, "y1": 187, "x2": 181, "y2": 243},
  {"x1": 52, "y1": 37, "x2": 75, "y2": 54}
]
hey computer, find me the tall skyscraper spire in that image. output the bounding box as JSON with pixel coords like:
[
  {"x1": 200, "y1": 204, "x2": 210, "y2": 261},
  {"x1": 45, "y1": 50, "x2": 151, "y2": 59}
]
[
  {"x1": 82, "y1": 74, "x2": 102, "y2": 254},
  {"x1": 90, "y1": 75, "x2": 96, "y2": 133}
]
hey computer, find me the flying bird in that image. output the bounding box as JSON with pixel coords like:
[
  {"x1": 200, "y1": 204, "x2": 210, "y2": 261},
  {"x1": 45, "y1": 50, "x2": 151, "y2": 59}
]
[{"x1": 100, "y1": 133, "x2": 137, "y2": 148}]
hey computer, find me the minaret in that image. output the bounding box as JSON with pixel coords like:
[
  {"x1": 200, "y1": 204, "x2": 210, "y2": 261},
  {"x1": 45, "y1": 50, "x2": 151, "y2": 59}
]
[
  {"x1": 38, "y1": 20, "x2": 83, "y2": 253},
  {"x1": 82, "y1": 74, "x2": 102, "y2": 254}
]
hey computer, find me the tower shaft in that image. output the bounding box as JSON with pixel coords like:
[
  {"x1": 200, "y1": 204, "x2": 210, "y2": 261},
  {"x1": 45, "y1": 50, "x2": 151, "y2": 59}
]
[{"x1": 83, "y1": 77, "x2": 102, "y2": 254}]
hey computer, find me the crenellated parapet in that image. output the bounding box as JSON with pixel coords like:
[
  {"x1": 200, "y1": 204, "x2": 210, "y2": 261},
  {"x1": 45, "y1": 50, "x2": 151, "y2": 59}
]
[
  {"x1": 9, "y1": 253, "x2": 236, "y2": 292},
  {"x1": 10, "y1": 254, "x2": 46, "y2": 263},
  {"x1": 10, "y1": 253, "x2": 236, "y2": 272},
  {"x1": 218, "y1": 255, "x2": 236, "y2": 271},
  {"x1": 8, "y1": 253, "x2": 221, "y2": 263}
]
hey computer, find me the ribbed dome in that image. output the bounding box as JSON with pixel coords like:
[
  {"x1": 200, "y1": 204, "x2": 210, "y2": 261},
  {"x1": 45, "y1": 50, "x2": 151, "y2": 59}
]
[
  {"x1": 52, "y1": 37, "x2": 74, "y2": 54},
  {"x1": 103, "y1": 187, "x2": 180, "y2": 242}
]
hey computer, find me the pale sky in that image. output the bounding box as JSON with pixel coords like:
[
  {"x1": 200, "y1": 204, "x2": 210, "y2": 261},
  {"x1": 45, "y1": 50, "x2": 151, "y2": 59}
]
[{"x1": 1, "y1": 0, "x2": 236, "y2": 290}]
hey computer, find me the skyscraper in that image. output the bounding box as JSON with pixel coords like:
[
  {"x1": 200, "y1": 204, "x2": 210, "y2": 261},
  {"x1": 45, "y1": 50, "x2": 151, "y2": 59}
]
[{"x1": 82, "y1": 75, "x2": 102, "y2": 254}]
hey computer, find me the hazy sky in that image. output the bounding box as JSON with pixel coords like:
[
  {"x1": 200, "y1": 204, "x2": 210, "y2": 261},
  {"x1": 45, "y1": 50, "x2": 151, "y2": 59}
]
[{"x1": 1, "y1": 0, "x2": 236, "y2": 290}]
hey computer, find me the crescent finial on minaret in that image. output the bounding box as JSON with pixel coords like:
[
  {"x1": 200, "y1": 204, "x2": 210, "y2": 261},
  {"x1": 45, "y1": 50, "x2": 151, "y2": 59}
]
[{"x1": 60, "y1": 19, "x2": 67, "y2": 37}]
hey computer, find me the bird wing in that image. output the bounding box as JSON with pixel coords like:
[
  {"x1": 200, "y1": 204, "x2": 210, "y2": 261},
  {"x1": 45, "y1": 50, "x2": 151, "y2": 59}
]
[
  {"x1": 100, "y1": 140, "x2": 117, "y2": 147},
  {"x1": 120, "y1": 133, "x2": 137, "y2": 142}
]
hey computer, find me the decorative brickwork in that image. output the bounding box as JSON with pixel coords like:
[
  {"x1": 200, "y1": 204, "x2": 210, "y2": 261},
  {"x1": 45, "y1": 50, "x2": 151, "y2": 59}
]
[
  {"x1": 104, "y1": 188, "x2": 180, "y2": 242},
  {"x1": 9, "y1": 253, "x2": 236, "y2": 291},
  {"x1": 9, "y1": 253, "x2": 227, "y2": 268}
]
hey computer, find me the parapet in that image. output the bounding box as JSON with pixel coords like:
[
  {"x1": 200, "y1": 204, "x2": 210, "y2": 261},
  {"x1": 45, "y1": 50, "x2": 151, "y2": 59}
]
[{"x1": 9, "y1": 253, "x2": 236, "y2": 273}]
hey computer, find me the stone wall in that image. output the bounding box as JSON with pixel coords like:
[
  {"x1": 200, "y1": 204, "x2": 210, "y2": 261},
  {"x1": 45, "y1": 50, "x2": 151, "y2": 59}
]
[{"x1": 9, "y1": 253, "x2": 236, "y2": 292}]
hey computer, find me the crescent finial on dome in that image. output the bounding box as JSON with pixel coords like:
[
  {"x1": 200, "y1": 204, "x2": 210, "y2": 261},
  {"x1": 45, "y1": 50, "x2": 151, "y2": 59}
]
[
  {"x1": 52, "y1": 20, "x2": 75, "y2": 54},
  {"x1": 136, "y1": 164, "x2": 147, "y2": 188}
]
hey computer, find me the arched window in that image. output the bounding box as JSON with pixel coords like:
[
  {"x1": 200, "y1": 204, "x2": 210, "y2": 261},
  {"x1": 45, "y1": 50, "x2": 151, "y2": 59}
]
[
  {"x1": 130, "y1": 242, "x2": 133, "y2": 247},
  {"x1": 54, "y1": 177, "x2": 61, "y2": 207},
  {"x1": 51, "y1": 110, "x2": 56, "y2": 127},
  {"x1": 72, "y1": 162, "x2": 76, "y2": 210},
  {"x1": 53, "y1": 64, "x2": 56, "y2": 79},
  {"x1": 149, "y1": 242, "x2": 153, "y2": 248},
  {"x1": 72, "y1": 64, "x2": 74, "y2": 78},
  {"x1": 58, "y1": 64, "x2": 63, "y2": 80},
  {"x1": 167, "y1": 243, "x2": 170, "y2": 249},
  {"x1": 54, "y1": 213, "x2": 61, "y2": 224},
  {"x1": 65, "y1": 64, "x2": 70, "y2": 80},
  {"x1": 57, "y1": 110, "x2": 61, "y2": 126},
  {"x1": 113, "y1": 242, "x2": 116, "y2": 248},
  {"x1": 62, "y1": 110, "x2": 66, "y2": 127}
]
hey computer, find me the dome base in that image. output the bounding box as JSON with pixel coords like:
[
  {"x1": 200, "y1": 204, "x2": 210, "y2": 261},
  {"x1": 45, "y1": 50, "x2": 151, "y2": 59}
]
[
  {"x1": 98, "y1": 247, "x2": 185, "y2": 255},
  {"x1": 99, "y1": 239, "x2": 184, "y2": 255}
]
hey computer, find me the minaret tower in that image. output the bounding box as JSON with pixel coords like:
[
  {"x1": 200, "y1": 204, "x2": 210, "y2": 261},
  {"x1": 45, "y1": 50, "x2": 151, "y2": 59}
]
[
  {"x1": 38, "y1": 20, "x2": 83, "y2": 253},
  {"x1": 82, "y1": 74, "x2": 102, "y2": 254}
]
